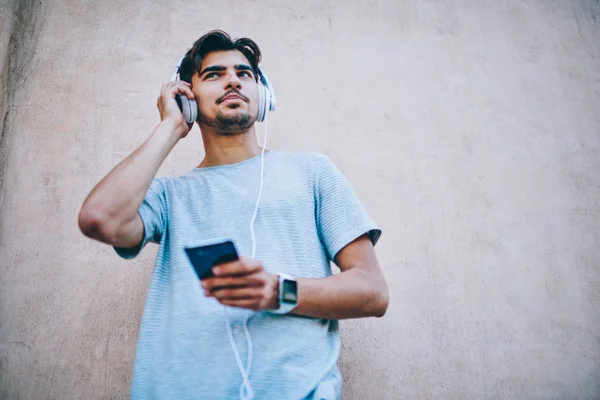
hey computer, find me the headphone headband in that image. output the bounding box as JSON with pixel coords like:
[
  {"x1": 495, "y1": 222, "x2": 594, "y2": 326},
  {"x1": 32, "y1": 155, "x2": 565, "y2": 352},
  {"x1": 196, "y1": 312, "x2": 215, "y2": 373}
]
[{"x1": 172, "y1": 54, "x2": 186, "y2": 81}]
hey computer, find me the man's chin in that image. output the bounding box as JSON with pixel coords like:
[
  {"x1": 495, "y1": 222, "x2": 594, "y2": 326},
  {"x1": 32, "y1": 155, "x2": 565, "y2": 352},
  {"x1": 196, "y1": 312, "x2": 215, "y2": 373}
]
[
  {"x1": 220, "y1": 107, "x2": 248, "y2": 118},
  {"x1": 199, "y1": 110, "x2": 255, "y2": 135}
]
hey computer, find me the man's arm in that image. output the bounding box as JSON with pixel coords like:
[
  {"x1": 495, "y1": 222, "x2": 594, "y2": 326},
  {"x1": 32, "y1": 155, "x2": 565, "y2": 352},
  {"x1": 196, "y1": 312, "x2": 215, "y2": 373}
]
[
  {"x1": 291, "y1": 234, "x2": 389, "y2": 319},
  {"x1": 202, "y1": 234, "x2": 389, "y2": 319},
  {"x1": 78, "y1": 81, "x2": 194, "y2": 247}
]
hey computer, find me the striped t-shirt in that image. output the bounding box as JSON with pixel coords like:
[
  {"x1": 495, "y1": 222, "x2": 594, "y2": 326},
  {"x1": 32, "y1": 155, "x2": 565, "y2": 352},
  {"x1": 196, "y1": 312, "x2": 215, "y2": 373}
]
[{"x1": 115, "y1": 150, "x2": 381, "y2": 400}]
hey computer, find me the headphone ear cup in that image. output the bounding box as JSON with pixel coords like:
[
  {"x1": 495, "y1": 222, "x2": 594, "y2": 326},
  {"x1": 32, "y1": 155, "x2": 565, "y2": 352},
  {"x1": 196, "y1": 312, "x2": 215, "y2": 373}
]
[
  {"x1": 263, "y1": 86, "x2": 271, "y2": 118},
  {"x1": 257, "y1": 82, "x2": 266, "y2": 122},
  {"x1": 176, "y1": 94, "x2": 198, "y2": 124},
  {"x1": 266, "y1": 83, "x2": 274, "y2": 112},
  {"x1": 258, "y1": 68, "x2": 275, "y2": 112}
]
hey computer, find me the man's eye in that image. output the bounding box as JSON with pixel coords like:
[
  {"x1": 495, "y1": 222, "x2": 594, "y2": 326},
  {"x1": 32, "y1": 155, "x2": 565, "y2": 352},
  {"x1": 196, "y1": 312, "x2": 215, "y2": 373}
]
[
  {"x1": 205, "y1": 73, "x2": 219, "y2": 79},
  {"x1": 239, "y1": 71, "x2": 252, "y2": 78}
]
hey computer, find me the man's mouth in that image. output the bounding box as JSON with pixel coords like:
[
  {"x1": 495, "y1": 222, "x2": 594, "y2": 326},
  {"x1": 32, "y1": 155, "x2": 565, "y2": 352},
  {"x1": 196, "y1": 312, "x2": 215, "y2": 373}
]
[{"x1": 218, "y1": 92, "x2": 248, "y2": 104}]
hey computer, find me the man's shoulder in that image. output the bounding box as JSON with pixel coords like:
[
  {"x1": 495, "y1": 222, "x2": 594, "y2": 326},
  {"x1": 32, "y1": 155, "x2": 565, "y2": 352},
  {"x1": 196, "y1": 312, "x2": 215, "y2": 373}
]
[{"x1": 273, "y1": 149, "x2": 334, "y2": 167}]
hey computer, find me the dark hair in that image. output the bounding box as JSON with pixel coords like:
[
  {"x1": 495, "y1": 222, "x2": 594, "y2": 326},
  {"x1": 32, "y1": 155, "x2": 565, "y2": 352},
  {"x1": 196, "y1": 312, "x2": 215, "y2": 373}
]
[{"x1": 179, "y1": 30, "x2": 262, "y2": 83}]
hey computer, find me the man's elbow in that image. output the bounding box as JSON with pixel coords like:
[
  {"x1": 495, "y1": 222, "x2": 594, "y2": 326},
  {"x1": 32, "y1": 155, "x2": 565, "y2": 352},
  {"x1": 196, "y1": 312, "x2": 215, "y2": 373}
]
[
  {"x1": 363, "y1": 280, "x2": 389, "y2": 318},
  {"x1": 78, "y1": 206, "x2": 115, "y2": 243},
  {"x1": 371, "y1": 288, "x2": 389, "y2": 318}
]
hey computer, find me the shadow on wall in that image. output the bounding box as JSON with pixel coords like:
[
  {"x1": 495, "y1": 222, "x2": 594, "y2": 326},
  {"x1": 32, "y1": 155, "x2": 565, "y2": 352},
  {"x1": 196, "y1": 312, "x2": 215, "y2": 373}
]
[{"x1": 0, "y1": 0, "x2": 47, "y2": 201}]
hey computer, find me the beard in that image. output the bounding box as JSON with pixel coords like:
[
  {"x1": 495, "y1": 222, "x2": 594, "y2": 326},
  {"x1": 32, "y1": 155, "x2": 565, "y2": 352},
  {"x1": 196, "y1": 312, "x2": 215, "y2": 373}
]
[{"x1": 198, "y1": 108, "x2": 255, "y2": 136}]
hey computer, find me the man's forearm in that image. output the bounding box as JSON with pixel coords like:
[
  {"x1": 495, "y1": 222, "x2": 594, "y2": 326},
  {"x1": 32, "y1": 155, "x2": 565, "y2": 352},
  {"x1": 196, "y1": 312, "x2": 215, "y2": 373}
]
[
  {"x1": 291, "y1": 268, "x2": 389, "y2": 320},
  {"x1": 78, "y1": 120, "x2": 181, "y2": 235}
]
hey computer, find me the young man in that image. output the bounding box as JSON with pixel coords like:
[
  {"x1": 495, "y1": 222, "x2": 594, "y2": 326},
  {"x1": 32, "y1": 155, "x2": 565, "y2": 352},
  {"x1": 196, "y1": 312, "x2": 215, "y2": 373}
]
[{"x1": 78, "y1": 30, "x2": 388, "y2": 400}]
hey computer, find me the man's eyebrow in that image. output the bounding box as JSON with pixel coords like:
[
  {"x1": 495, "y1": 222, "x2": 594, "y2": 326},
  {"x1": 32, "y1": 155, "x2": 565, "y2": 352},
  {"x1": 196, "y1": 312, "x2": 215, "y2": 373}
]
[
  {"x1": 234, "y1": 64, "x2": 253, "y2": 73},
  {"x1": 199, "y1": 65, "x2": 226, "y2": 76},
  {"x1": 199, "y1": 64, "x2": 254, "y2": 76}
]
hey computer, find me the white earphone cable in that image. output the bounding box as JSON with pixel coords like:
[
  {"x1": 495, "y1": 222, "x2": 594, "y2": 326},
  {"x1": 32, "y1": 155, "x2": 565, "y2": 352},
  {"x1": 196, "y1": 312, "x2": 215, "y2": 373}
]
[
  {"x1": 226, "y1": 116, "x2": 268, "y2": 400},
  {"x1": 250, "y1": 118, "x2": 267, "y2": 260},
  {"x1": 225, "y1": 314, "x2": 253, "y2": 400}
]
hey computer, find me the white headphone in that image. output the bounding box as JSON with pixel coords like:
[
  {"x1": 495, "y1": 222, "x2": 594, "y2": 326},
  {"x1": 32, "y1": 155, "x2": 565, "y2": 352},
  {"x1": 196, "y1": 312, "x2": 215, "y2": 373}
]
[{"x1": 172, "y1": 54, "x2": 276, "y2": 123}]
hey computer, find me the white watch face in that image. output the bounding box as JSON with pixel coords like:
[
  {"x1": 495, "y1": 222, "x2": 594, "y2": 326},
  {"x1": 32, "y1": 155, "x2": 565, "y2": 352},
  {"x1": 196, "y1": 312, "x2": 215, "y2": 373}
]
[{"x1": 282, "y1": 279, "x2": 298, "y2": 303}]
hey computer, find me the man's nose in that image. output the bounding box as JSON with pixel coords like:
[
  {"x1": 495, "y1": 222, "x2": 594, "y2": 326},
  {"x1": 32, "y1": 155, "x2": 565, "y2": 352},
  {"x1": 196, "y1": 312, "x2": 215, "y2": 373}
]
[{"x1": 224, "y1": 71, "x2": 242, "y2": 90}]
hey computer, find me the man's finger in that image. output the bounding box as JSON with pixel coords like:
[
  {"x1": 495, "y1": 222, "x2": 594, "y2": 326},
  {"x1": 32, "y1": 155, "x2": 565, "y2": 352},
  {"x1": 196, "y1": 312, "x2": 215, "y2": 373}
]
[
  {"x1": 165, "y1": 80, "x2": 191, "y2": 89},
  {"x1": 218, "y1": 299, "x2": 260, "y2": 311},
  {"x1": 201, "y1": 275, "x2": 263, "y2": 291},
  {"x1": 213, "y1": 257, "x2": 262, "y2": 277},
  {"x1": 209, "y1": 287, "x2": 264, "y2": 300},
  {"x1": 168, "y1": 83, "x2": 195, "y2": 100}
]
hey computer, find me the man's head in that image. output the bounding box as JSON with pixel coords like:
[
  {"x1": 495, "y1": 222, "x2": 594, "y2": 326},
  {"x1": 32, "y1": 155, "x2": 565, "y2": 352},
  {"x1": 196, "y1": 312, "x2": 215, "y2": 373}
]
[{"x1": 179, "y1": 30, "x2": 262, "y2": 135}]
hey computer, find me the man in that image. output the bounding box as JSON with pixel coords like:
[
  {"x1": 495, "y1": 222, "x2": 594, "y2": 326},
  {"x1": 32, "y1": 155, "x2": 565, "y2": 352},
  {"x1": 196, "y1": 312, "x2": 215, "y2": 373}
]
[{"x1": 78, "y1": 30, "x2": 388, "y2": 400}]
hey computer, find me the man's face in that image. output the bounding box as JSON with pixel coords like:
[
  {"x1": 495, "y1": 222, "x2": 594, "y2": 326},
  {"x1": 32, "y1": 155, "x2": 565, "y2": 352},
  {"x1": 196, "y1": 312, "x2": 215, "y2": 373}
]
[{"x1": 191, "y1": 50, "x2": 259, "y2": 135}]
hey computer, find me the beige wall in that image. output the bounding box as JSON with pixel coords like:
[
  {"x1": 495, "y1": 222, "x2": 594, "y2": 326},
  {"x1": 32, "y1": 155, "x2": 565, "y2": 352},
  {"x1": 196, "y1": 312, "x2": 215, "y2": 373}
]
[{"x1": 1, "y1": 1, "x2": 600, "y2": 399}]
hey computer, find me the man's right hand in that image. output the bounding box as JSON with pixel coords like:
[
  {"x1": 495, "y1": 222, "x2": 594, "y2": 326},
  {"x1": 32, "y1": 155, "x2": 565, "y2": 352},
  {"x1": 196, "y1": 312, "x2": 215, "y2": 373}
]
[{"x1": 157, "y1": 81, "x2": 196, "y2": 138}]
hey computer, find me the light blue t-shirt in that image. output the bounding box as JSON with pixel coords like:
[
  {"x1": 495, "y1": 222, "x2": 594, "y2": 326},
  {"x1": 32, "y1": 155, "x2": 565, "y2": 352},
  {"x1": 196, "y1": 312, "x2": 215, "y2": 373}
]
[{"x1": 115, "y1": 150, "x2": 381, "y2": 400}]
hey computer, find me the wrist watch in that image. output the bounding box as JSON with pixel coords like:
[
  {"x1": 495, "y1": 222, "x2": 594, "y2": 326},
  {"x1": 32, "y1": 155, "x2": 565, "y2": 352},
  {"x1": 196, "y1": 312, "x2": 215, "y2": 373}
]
[{"x1": 271, "y1": 273, "x2": 298, "y2": 314}]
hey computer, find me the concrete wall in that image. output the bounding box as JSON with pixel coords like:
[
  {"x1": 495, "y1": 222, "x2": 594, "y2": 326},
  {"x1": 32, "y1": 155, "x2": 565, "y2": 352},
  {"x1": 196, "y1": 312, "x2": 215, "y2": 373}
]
[{"x1": 1, "y1": 0, "x2": 599, "y2": 399}]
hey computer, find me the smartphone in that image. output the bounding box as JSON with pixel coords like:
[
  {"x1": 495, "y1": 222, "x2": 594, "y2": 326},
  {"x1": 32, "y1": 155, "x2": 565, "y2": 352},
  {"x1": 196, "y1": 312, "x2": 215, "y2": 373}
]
[{"x1": 184, "y1": 240, "x2": 239, "y2": 280}]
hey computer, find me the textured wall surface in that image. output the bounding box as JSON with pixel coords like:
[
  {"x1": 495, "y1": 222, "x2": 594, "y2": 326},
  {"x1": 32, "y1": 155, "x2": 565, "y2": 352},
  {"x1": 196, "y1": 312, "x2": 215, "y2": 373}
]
[{"x1": 1, "y1": 1, "x2": 599, "y2": 399}]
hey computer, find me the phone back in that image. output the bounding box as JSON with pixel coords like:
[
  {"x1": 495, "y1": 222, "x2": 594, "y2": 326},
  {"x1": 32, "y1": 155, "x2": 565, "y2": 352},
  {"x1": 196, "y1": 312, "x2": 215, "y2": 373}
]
[{"x1": 184, "y1": 240, "x2": 239, "y2": 280}]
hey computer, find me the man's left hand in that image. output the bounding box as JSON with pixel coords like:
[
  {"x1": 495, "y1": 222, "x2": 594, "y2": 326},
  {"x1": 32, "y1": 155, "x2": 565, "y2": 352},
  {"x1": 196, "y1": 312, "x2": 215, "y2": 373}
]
[{"x1": 200, "y1": 257, "x2": 280, "y2": 311}]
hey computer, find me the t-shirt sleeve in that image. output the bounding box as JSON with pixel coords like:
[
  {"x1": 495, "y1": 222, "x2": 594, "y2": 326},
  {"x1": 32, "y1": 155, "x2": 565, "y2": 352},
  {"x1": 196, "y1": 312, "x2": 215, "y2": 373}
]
[
  {"x1": 314, "y1": 155, "x2": 382, "y2": 261},
  {"x1": 113, "y1": 178, "x2": 168, "y2": 260}
]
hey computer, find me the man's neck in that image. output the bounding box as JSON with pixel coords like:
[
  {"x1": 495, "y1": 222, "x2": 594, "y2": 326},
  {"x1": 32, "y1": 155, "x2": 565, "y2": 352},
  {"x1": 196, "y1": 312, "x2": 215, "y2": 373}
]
[{"x1": 197, "y1": 125, "x2": 263, "y2": 168}]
